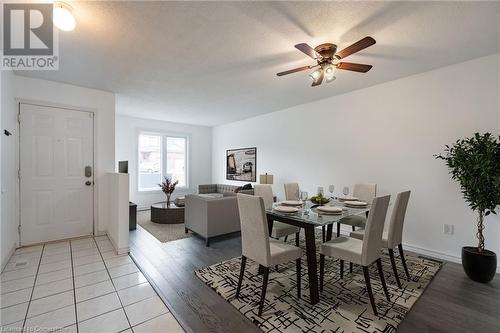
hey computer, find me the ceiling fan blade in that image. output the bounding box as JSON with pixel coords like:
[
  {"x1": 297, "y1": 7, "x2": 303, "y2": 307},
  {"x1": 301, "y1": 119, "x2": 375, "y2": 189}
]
[
  {"x1": 337, "y1": 62, "x2": 373, "y2": 73},
  {"x1": 311, "y1": 69, "x2": 324, "y2": 87},
  {"x1": 295, "y1": 43, "x2": 318, "y2": 59},
  {"x1": 276, "y1": 65, "x2": 313, "y2": 76},
  {"x1": 335, "y1": 36, "x2": 376, "y2": 59}
]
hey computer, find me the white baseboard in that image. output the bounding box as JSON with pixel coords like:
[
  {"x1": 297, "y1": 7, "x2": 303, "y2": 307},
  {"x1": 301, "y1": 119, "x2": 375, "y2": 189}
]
[
  {"x1": 108, "y1": 233, "x2": 129, "y2": 255},
  {"x1": 1, "y1": 243, "x2": 17, "y2": 273}
]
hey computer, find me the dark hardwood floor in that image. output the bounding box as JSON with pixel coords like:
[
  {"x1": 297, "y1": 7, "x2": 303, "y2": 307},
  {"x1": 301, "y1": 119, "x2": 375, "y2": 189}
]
[{"x1": 129, "y1": 226, "x2": 500, "y2": 333}]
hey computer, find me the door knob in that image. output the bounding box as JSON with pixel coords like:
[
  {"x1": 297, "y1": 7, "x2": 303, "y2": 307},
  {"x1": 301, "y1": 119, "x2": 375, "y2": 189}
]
[{"x1": 85, "y1": 181, "x2": 92, "y2": 186}]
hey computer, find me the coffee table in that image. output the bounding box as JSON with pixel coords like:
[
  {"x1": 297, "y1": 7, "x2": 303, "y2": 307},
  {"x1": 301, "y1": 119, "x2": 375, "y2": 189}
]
[{"x1": 151, "y1": 202, "x2": 185, "y2": 224}]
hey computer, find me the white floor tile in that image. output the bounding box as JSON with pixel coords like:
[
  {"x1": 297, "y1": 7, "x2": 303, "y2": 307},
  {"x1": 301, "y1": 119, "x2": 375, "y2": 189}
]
[
  {"x1": 101, "y1": 250, "x2": 121, "y2": 260},
  {"x1": 75, "y1": 280, "x2": 115, "y2": 303},
  {"x1": 43, "y1": 246, "x2": 71, "y2": 256},
  {"x1": 76, "y1": 292, "x2": 121, "y2": 322},
  {"x1": 15, "y1": 245, "x2": 43, "y2": 255},
  {"x1": 0, "y1": 320, "x2": 23, "y2": 331},
  {"x1": 27, "y1": 290, "x2": 74, "y2": 318},
  {"x1": 41, "y1": 252, "x2": 71, "y2": 265},
  {"x1": 32, "y1": 278, "x2": 73, "y2": 300},
  {"x1": 133, "y1": 313, "x2": 184, "y2": 333},
  {"x1": 112, "y1": 272, "x2": 147, "y2": 291},
  {"x1": 1, "y1": 276, "x2": 35, "y2": 294},
  {"x1": 1, "y1": 287, "x2": 32, "y2": 308},
  {"x1": 0, "y1": 302, "x2": 29, "y2": 325},
  {"x1": 61, "y1": 323, "x2": 78, "y2": 333},
  {"x1": 73, "y1": 254, "x2": 103, "y2": 267},
  {"x1": 3, "y1": 256, "x2": 39, "y2": 272},
  {"x1": 74, "y1": 270, "x2": 109, "y2": 289},
  {"x1": 36, "y1": 267, "x2": 73, "y2": 285},
  {"x1": 73, "y1": 261, "x2": 105, "y2": 277},
  {"x1": 78, "y1": 308, "x2": 130, "y2": 333},
  {"x1": 104, "y1": 256, "x2": 132, "y2": 268},
  {"x1": 117, "y1": 283, "x2": 155, "y2": 306},
  {"x1": 1, "y1": 266, "x2": 37, "y2": 282},
  {"x1": 38, "y1": 260, "x2": 72, "y2": 274},
  {"x1": 25, "y1": 305, "x2": 76, "y2": 331},
  {"x1": 72, "y1": 248, "x2": 101, "y2": 258},
  {"x1": 124, "y1": 295, "x2": 168, "y2": 326},
  {"x1": 108, "y1": 263, "x2": 139, "y2": 279}
]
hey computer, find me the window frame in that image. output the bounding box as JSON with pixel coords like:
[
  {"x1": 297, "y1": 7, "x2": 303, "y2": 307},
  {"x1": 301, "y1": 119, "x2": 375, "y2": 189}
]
[{"x1": 137, "y1": 130, "x2": 189, "y2": 193}]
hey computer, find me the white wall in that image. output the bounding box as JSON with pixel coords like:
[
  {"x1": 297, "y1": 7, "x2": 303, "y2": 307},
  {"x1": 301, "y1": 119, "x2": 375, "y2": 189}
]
[
  {"x1": 104, "y1": 173, "x2": 129, "y2": 254},
  {"x1": 1, "y1": 75, "x2": 116, "y2": 247},
  {"x1": 212, "y1": 53, "x2": 500, "y2": 269},
  {"x1": 116, "y1": 115, "x2": 212, "y2": 209},
  {"x1": 1, "y1": 70, "x2": 18, "y2": 269}
]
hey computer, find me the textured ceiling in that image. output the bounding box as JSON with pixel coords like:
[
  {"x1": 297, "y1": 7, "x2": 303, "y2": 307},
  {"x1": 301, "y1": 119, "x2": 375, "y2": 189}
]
[{"x1": 17, "y1": 1, "x2": 500, "y2": 126}]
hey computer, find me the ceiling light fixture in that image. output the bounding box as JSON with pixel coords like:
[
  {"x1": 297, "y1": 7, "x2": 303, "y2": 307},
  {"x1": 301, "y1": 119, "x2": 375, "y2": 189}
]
[
  {"x1": 309, "y1": 68, "x2": 322, "y2": 81},
  {"x1": 53, "y1": 2, "x2": 76, "y2": 31},
  {"x1": 324, "y1": 65, "x2": 336, "y2": 83}
]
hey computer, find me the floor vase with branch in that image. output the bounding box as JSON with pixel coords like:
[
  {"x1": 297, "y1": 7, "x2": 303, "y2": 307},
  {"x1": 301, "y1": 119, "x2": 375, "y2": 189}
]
[
  {"x1": 159, "y1": 176, "x2": 179, "y2": 207},
  {"x1": 436, "y1": 133, "x2": 500, "y2": 283}
]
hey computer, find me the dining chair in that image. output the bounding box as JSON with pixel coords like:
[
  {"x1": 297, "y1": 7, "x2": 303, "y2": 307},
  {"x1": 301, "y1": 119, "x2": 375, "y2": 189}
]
[
  {"x1": 284, "y1": 182, "x2": 300, "y2": 201},
  {"x1": 350, "y1": 190, "x2": 411, "y2": 288},
  {"x1": 255, "y1": 185, "x2": 300, "y2": 245},
  {"x1": 319, "y1": 195, "x2": 391, "y2": 316},
  {"x1": 235, "y1": 194, "x2": 302, "y2": 316}
]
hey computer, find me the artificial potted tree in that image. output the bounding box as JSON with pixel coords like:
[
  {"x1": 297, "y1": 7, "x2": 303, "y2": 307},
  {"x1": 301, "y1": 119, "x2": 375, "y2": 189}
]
[{"x1": 436, "y1": 133, "x2": 500, "y2": 283}]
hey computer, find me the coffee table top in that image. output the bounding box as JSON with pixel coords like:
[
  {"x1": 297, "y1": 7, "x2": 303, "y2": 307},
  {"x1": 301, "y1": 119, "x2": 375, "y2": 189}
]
[{"x1": 151, "y1": 202, "x2": 184, "y2": 209}]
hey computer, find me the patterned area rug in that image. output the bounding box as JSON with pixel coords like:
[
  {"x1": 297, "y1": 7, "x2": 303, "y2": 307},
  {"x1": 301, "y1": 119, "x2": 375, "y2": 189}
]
[
  {"x1": 195, "y1": 231, "x2": 443, "y2": 333},
  {"x1": 137, "y1": 210, "x2": 192, "y2": 243}
]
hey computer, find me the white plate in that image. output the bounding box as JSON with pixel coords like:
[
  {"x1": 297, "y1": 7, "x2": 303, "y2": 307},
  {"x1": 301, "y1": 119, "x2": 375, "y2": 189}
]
[
  {"x1": 316, "y1": 206, "x2": 343, "y2": 214},
  {"x1": 344, "y1": 201, "x2": 368, "y2": 207},
  {"x1": 281, "y1": 200, "x2": 302, "y2": 206},
  {"x1": 337, "y1": 196, "x2": 359, "y2": 201},
  {"x1": 274, "y1": 206, "x2": 299, "y2": 213}
]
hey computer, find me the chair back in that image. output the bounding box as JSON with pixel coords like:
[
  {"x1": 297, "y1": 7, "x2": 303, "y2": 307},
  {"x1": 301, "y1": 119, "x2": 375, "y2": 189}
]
[
  {"x1": 387, "y1": 191, "x2": 411, "y2": 248},
  {"x1": 237, "y1": 194, "x2": 271, "y2": 266},
  {"x1": 254, "y1": 185, "x2": 274, "y2": 210},
  {"x1": 361, "y1": 195, "x2": 390, "y2": 266},
  {"x1": 284, "y1": 182, "x2": 300, "y2": 200},
  {"x1": 353, "y1": 184, "x2": 377, "y2": 203}
]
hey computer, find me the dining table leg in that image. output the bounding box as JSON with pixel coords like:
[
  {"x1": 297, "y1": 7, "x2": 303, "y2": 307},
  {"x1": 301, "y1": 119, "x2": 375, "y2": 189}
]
[
  {"x1": 326, "y1": 224, "x2": 333, "y2": 242},
  {"x1": 259, "y1": 215, "x2": 275, "y2": 274},
  {"x1": 304, "y1": 225, "x2": 320, "y2": 304}
]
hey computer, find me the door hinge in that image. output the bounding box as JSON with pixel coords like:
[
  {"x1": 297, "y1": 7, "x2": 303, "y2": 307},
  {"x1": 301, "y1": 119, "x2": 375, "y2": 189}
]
[
  {"x1": 17, "y1": 113, "x2": 21, "y2": 123},
  {"x1": 18, "y1": 225, "x2": 21, "y2": 235},
  {"x1": 18, "y1": 169, "x2": 21, "y2": 180}
]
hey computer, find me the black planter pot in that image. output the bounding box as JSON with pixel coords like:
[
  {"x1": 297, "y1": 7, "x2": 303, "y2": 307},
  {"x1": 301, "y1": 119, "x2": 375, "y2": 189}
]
[{"x1": 462, "y1": 246, "x2": 497, "y2": 283}]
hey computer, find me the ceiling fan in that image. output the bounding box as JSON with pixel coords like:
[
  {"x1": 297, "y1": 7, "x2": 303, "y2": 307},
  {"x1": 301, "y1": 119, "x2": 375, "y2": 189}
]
[{"x1": 276, "y1": 36, "x2": 376, "y2": 87}]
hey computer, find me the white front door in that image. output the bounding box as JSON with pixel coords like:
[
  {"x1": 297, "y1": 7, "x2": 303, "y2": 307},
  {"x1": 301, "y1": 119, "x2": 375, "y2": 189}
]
[{"x1": 20, "y1": 103, "x2": 94, "y2": 245}]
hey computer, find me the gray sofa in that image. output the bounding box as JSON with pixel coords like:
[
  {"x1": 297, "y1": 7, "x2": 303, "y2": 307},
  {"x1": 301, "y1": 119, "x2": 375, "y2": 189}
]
[
  {"x1": 198, "y1": 184, "x2": 254, "y2": 195},
  {"x1": 185, "y1": 193, "x2": 241, "y2": 246}
]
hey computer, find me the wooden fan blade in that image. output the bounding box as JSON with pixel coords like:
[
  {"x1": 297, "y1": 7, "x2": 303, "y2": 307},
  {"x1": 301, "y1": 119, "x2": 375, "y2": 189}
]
[
  {"x1": 276, "y1": 65, "x2": 313, "y2": 76},
  {"x1": 311, "y1": 69, "x2": 324, "y2": 87},
  {"x1": 295, "y1": 43, "x2": 318, "y2": 59},
  {"x1": 337, "y1": 62, "x2": 373, "y2": 73},
  {"x1": 335, "y1": 36, "x2": 376, "y2": 59}
]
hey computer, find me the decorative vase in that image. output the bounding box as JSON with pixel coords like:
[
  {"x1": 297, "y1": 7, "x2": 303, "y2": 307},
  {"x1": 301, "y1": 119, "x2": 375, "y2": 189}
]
[
  {"x1": 165, "y1": 193, "x2": 172, "y2": 207},
  {"x1": 462, "y1": 246, "x2": 497, "y2": 283}
]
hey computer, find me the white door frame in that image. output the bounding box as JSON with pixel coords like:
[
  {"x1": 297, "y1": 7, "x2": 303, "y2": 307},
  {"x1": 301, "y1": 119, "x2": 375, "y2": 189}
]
[{"x1": 17, "y1": 98, "x2": 99, "y2": 246}]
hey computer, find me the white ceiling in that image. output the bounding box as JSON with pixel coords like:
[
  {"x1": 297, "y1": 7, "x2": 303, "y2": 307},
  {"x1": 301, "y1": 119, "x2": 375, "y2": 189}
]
[{"x1": 17, "y1": 1, "x2": 500, "y2": 126}]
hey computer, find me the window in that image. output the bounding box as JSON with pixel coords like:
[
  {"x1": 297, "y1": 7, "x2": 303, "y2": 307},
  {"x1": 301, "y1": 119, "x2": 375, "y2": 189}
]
[{"x1": 138, "y1": 133, "x2": 187, "y2": 191}]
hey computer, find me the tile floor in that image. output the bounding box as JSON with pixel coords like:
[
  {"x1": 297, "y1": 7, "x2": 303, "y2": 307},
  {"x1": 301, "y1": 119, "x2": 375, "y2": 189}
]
[{"x1": 1, "y1": 235, "x2": 184, "y2": 333}]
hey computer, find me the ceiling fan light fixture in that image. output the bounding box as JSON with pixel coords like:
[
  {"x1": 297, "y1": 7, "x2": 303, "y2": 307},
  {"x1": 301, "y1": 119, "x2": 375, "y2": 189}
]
[
  {"x1": 309, "y1": 68, "x2": 322, "y2": 81},
  {"x1": 324, "y1": 64, "x2": 336, "y2": 83},
  {"x1": 53, "y1": 2, "x2": 76, "y2": 31}
]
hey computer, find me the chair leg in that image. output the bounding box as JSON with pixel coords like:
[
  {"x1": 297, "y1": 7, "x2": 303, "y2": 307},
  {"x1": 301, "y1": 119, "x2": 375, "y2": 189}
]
[
  {"x1": 352, "y1": 225, "x2": 356, "y2": 232},
  {"x1": 322, "y1": 226, "x2": 325, "y2": 243},
  {"x1": 376, "y1": 258, "x2": 390, "y2": 302},
  {"x1": 275, "y1": 265, "x2": 279, "y2": 272},
  {"x1": 340, "y1": 260, "x2": 344, "y2": 279},
  {"x1": 205, "y1": 237, "x2": 210, "y2": 247},
  {"x1": 295, "y1": 232, "x2": 300, "y2": 247},
  {"x1": 388, "y1": 249, "x2": 402, "y2": 288},
  {"x1": 398, "y1": 244, "x2": 411, "y2": 281},
  {"x1": 319, "y1": 254, "x2": 325, "y2": 292},
  {"x1": 337, "y1": 223, "x2": 341, "y2": 237},
  {"x1": 236, "y1": 256, "x2": 247, "y2": 299},
  {"x1": 296, "y1": 258, "x2": 301, "y2": 299},
  {"x1": 184, "y1": 227, "x2": 188, "y2": 234},
  {"x1": 284, "y1": 235, "x2": 288, "y2": 243},
  {"x1": 258, "y1": 267, "x2": 270, "y2": 316},
  {"x1": 362, "y1": 266, "x2": 378, "y2": 316},
  {"x1": 349, "y1": 262, "x2": 353, "y2": 273}
]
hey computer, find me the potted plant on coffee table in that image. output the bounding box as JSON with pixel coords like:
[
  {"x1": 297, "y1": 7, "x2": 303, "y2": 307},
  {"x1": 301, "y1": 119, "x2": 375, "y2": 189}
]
[
  {"x1": 436, "y1": 132, "x2": 500, "y2": 283},
  {"x1": 159, "y1": 176, "x2": 179, "y2": 207}
]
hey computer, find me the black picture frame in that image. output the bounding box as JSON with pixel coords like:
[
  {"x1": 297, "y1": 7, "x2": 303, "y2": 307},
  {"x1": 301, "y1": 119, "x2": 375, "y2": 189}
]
[{"x1": 226, "y1": 147, "x2": 257, "y2": 182}]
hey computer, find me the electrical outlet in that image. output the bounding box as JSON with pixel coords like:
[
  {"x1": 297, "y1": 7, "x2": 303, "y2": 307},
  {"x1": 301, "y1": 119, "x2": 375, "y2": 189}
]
[{"x1": 443, "y1": 224, "x2": 455, "y2": 235}]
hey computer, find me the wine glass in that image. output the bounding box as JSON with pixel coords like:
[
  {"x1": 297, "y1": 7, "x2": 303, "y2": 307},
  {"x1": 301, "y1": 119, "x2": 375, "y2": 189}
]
[
  {"x1": 343, "y1": 186, "x2": 349, "y2": 197},
  {"x1": 328, "y1": 185, "x2": 335, "y2": 198},
  {"x1": 300, "y1": 191, "x2": 309, "y2": 213},
  {"x1": 317, "y1": 186, "x2": 324, "y2": 196}
]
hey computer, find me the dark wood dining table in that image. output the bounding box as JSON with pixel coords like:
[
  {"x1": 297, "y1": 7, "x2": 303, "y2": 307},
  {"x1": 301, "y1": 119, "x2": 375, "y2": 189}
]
[{"x1": 265, "y1": 201, "x2": 370, "y2": 305}]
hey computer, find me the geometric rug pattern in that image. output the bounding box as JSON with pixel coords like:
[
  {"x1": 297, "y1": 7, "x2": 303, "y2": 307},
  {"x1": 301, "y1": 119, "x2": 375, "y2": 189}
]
[{"x1": 195, "y1": 231, "x2": 443, "y2": 333}]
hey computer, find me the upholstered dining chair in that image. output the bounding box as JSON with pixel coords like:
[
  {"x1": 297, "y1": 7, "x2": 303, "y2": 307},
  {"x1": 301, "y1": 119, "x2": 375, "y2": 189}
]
[
  {"x1": 343, "y1": 183, "x2": 377, "y2": 230},
  {"x1": 319, "y1": 195, "x2": 391, "y2": 316},
  {"x1": 236, "y1": 194, "x2": 302, "y2": 316},
  {"x1": 284, "y1": 182, "x2": 300, "y2": 201},
  {"x1": 350, "y1": 190, "x2": 411, "y2": 288},
  {"x1": 255, "y1": 185, "x2": 300, "y2": 245}
]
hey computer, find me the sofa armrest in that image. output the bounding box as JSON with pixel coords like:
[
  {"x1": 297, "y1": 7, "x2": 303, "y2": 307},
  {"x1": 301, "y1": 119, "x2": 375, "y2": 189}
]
[
  {"x1": 206, "y1": 197, "x2": 241, "y2": 237},
  {"x1": 185, "y1": 195, "x2": 208, "y2": 236}
]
